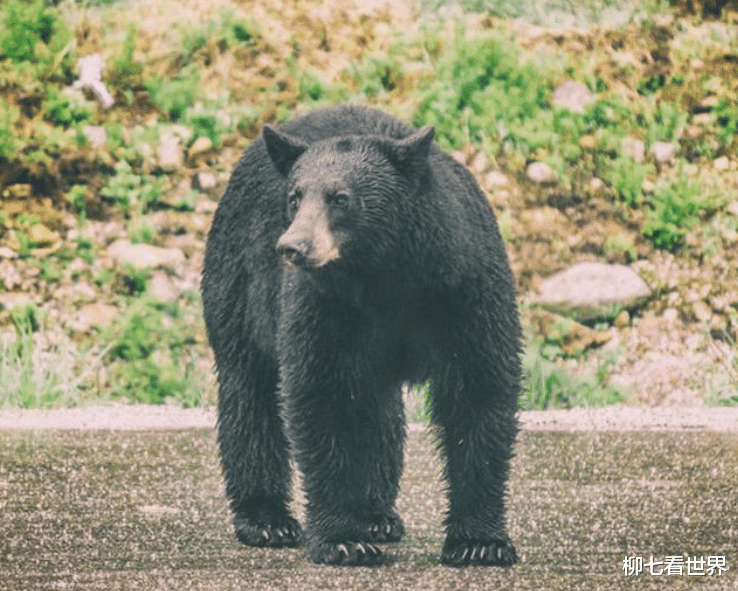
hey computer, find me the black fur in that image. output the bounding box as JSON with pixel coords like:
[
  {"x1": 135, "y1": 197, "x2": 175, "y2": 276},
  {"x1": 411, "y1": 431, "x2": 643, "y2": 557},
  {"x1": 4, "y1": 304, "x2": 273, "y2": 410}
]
[{"x1": 201, "y1": 104, "x2": 521, "y2": 566}]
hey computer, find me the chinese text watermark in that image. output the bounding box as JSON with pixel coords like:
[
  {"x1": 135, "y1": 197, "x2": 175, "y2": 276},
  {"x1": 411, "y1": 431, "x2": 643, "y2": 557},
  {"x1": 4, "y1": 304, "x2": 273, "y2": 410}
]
[{"x1": 623, "y1": 555, "x2": 728, "y2": 577}]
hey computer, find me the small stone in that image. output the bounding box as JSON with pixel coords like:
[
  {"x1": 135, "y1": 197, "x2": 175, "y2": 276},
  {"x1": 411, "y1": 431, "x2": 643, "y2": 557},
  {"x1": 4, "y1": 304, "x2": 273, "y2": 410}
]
[
  {"x1": 714, "y1": 156, "x2": 730, "y2": 171},
  {"x1": 727, "y1": 201, "x2": 738, "y2": 216},
  {"x1": 641, "y1": 179, "x2": 656, "y2": 194},
  {"x1": 692, "y1": 300, "x2": 712, "y2": 323},
  {"x1": 684, "y1": 125, "x2": 702, "y2": 139},
  {"x1": 662, "y1": 308, "x2": 679, "y2": 324},
  {"x1": 652, "y1": 141, "x2": 676, "y2": 164},
  {"x1": 188, "y1": 136, "x2": 214, "y2": 158},
  {"x1": 470, "y1": 152, "x2": 487, "y2": 174},
  {"x1": 27, "y1": 224, "x2": 59, "y2": 246},
  {"x1": 589, "y1": 177, "x2": 605, "y2": 193},
  {"x1": 693, "y1": 113, "x2": 712, "y2": 126},
  {"x1": 614, "y1": 309, "x2": 630, "y2": 328},
  {"x1": 552, "y1": 81, "x2": 594, "y2": 113},
  {"x1": 83, "y1": 125, "x2": 107, "y2": 148},
  {"x1": 484, "y1": 171, "x2": 509, "y2": 187},
  {"x1": 699, "y1": 95, "x2": 719, "y2": 110},
  {"x1": 147, "y1": 271, "x2": 178, "y2": 301},
  {"x1": 579, "y1": 134, "x2": 597, "y2": 151},
  {"x1": 75, "y1": 303, "x2": 119, "y2": 329},
  {"x1": 621, "y1": 137, "x2": 645, "y2": 163},
  {"x1": 193, "y1": 172, "x2": 218, "y2": 192},
  {"x1": 157, "y1": 132, "x2": 183, "y2": 173},
  {"x1": 526, "y1": 161, "x2": 557, "y2": 185},
  {"x1": 6, "y1": 184, "x2": 32, "y2": 199}
]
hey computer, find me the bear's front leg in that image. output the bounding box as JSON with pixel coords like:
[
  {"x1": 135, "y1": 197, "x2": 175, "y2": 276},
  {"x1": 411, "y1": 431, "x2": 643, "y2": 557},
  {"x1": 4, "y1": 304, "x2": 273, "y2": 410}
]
[
  {"x1": 287, "y1": 398, "x2": 405, "y2": 566},
  {"x1": 430, "y1": 332, "x2": 521, "y2": 567}
]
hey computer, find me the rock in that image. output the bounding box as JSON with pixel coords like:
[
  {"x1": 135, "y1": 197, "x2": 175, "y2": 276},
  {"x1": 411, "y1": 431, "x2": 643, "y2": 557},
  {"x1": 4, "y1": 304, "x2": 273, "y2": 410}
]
[
  {"x1": 157, "y1": 131, "x2": 183, "y2": 172},
  {"x1": 147, "y1": 271, "x2": 179, "y2": 301},
  {"x1": 692, "y1": 113, "x2": 713, "y2": 126},
  {"x1": 526, "y1": 161, "x2": 557, "y2": 185},
  {"x1": 713, "y1": 156, "x2": 730, "y2": 171},
  {"x1": 106, "y1": 240, "x2": 185, "y2": 273},
  {"x1": 589, "y1": 177, "x2": 605, "y2": 193},
  {"x1": 692, "y1": 300, "x2": 712, "y2": 323},
  {"x1": 621, "y1": 137, "x2": 645, "y2": 163},
  {"x1": 552, "y1": 81, "x2": 594, "y2": 113},
  {"x1": 699, "y1": 95, "x2": 719, "y2": 110},
  {"x1": 83, "y1": 126, "x2": 107, "y2": 149},
  {"x1": 0, "y1": 247, "x2": 18, "y2": 259},
  {"x1": 519, "y1": 207, "x2": 569, "y2": 240},
  {"x1": 652, "y1": 141, "x2": 676, "y2": 164},
  {"x1": 527, "y1": 308, "x2": 611, "y2": 356},
  {"x1": 188, "y1": 136, "x2": 214, "y2": 158},
  {"x1": 27, "y1": 224, "x2": 59, "y2": 247},
  {"x1": 73, "y1": 303, "x2": 119, "y2": 331},
  {"x1": 579, "y1": 134, "x2": 597, "y2": 151},
  {"x1": 6, "y1": 184, "x2": 32, "y2": 199},
  {"x1": 533, "y1": 262, "x2": 652, "y2": 322},
  {"x1": 613, "y1": 309, "x2": 630, "y2": 328},
  {"x1": 193, "y1": 171, "x2": 218, "y2": 192},
  {"x1": 484, "y1": 171, "x2": 509, "y2": 187}
]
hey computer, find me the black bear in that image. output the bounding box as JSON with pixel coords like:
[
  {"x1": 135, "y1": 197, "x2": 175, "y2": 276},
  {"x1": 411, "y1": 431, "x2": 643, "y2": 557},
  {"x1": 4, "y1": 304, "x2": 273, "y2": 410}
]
[{"x1": 201, "y1": 104, "x2": 521, "y2": 566}]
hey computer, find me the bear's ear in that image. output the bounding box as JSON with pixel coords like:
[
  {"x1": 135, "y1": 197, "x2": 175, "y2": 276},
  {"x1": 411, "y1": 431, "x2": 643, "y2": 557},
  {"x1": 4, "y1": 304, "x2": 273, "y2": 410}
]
[
  {"x1": 263, "y1": 125, "x2": 308, "y2": 176},
  {"x1": 389, "y1": 126, "x2": 435, "y2": 167}
]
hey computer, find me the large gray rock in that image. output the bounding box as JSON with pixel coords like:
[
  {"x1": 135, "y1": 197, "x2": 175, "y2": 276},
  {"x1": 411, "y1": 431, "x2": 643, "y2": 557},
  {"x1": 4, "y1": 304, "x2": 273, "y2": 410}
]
[
  {"x1": 106, "y1": 240, "x2": 184, "y2": 273},
  {"x1": 533, "y1": 262, "x2": 652, "y2": 322}
]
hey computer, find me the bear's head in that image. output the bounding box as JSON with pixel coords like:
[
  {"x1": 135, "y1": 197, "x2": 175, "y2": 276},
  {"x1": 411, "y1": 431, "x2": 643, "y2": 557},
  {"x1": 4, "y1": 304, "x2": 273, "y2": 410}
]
[{"x1": 263, "y1": 124, "x2": 434, "y2": 272}]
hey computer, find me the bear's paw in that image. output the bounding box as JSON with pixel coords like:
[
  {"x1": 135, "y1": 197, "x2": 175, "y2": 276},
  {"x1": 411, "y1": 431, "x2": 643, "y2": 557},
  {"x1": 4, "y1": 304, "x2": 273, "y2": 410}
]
[{"x1": 234, "y1": 514, "x2": 303, "y2": 548}]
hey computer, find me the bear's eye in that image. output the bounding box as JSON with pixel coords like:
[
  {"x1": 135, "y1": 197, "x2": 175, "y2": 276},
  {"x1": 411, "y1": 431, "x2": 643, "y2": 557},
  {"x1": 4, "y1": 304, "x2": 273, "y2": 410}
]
[
  {"x1": 287, "y1": 190, "x2": 302, "y2": 213},
  {"x1": 328, "y1": 192, "x2": 350, "y2": 208}
]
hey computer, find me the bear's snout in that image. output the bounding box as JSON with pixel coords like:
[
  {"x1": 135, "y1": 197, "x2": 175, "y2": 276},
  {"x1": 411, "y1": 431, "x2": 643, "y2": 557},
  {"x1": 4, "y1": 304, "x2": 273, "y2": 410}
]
[{"x1": 276, "y1": 234, "x2": 309, "y2": 266}]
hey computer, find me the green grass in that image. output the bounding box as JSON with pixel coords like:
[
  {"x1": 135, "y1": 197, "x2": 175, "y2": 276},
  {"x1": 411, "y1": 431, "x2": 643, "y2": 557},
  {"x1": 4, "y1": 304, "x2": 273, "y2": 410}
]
[
  {"x1": 522, "y1": 341, "x2": 626, "y2": 410},
  {"x1": 105, "y1": 297, "x2": 212, "y2": 407},
  {"x1": 0, "y1": 307, "x2": 75, "y2": 408}
]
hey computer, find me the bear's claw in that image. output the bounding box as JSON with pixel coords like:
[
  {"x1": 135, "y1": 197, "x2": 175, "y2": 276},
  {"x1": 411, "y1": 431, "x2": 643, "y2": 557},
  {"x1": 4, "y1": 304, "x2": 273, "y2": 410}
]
[
  {"x1": 234, "y1": 515, "x2": 302, "y2": 548},
  {"x1": 311, "y1": 541, "x2": 386, "y2": 566},
  {"x1": 441, "y1": 538, "x2": 517, "y2": 567}
]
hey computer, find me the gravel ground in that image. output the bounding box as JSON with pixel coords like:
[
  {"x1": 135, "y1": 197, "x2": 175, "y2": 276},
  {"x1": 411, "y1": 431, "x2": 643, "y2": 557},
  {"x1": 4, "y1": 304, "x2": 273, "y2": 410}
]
[{"x1": 1, "y1": 404, "x2": 737, "y2": 432}]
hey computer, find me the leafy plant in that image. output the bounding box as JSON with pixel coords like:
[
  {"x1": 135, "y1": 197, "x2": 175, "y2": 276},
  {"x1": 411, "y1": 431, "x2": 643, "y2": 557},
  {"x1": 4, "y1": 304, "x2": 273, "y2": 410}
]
[
  {"x1": 0, "y1": 0, "x2": 73, "y2": 78},
  {"x1": 146, "y1": 66, "x2": 199, "y2": 121},
  {"x1": 44, "y1": 88, "x2": 93, "y2": 125},
  {"x1": 107, "y1": 300, "x2": 208, "y2": 406},
  {"x1": 642, "y1": 171, "x2": 717, "y2": 251},
  {"x1": 0, "y1": 104, "x2": 19, "y2": 159},
  {"x1": 108, "y1": 25, "x2": 144, "y2": 95},
  {"x1": 100, "y1": 161, "x2": 163, "y2": 211},
  {"x1": 413, "y1": 28, "x2": 552, "y2": 154},
  {"x1": 602, "y1": 156, "x2": 653, "y2": 206},
  {"x1": 522, "y1": 342, "x2": 625, "y2": 410}
]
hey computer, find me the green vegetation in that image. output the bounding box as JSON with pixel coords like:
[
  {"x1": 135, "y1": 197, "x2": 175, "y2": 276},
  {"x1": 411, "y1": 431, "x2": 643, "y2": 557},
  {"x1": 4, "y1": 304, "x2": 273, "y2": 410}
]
[
  {"x1": 106, "y1": 298, "x2": 210, "y2": 407},
  {"x1": 1, "y1": 0, "x2": 737, "y2": 409},
  {"x1": 100, "y1": 161, "x2": 163, "y2": 212},
  {"x1": 522, "y1": 341, "x2": 625, "y2": 410}
]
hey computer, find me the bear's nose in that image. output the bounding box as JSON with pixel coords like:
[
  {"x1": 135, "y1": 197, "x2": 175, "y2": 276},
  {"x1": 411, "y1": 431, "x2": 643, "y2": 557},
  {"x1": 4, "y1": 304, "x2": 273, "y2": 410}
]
[{"x1": 276, "y1": 240, "x2": 308, "y2": 265}]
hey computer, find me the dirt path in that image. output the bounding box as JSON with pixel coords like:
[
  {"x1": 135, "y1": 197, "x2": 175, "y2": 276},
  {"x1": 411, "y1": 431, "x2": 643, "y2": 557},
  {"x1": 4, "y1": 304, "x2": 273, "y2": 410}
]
[{"x1": 1, "y1": 404, "x2": 737, "y2": 431}]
